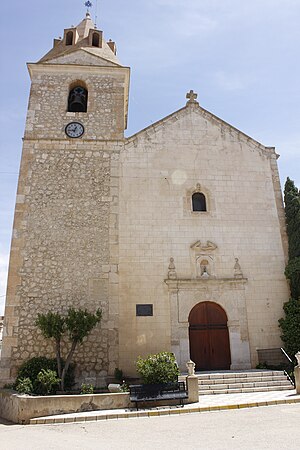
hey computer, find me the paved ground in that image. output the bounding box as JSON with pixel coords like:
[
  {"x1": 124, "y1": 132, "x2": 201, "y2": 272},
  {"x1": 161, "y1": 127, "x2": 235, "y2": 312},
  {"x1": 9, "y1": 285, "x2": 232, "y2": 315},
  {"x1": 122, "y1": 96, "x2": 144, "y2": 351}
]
[
  {"x1": 31, "y1": 388, "x2": 300, "y2": 424},
  {"x1": 1, "y1": 403, "x2": 300, "y2": 449}
]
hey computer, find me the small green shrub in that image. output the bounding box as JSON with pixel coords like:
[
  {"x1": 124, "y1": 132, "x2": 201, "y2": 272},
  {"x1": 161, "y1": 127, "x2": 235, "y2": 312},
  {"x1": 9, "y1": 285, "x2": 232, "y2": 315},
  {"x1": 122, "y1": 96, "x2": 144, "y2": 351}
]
[
  {"x1": 136, "y1": 352, "x2": 180, "y2": 385},
  {"x1": 15, "y1": 377, "x2": 33, "y2": 395},
  {"x1": 114, "y1": 367, "x2": 124, "y2": 383},
  {"x1": 81, "y1": 383, "x2": 94, "y2": 394},
  {"x1": 119, "y1": 382, "x2": 129, "y2": 392},
  {"x1": 16, "y1": 356, "x2": 75, "y2": 394},
  {"x1": 37, "y1": 369, "x2": 60, "y2": 395}
]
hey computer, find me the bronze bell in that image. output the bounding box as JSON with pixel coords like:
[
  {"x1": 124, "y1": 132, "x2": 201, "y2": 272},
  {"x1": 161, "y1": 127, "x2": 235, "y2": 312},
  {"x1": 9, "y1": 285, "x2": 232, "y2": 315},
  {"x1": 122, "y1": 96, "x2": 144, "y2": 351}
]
[{"x1": 68, "y1": 87, "x2": 87, "y2": 112}]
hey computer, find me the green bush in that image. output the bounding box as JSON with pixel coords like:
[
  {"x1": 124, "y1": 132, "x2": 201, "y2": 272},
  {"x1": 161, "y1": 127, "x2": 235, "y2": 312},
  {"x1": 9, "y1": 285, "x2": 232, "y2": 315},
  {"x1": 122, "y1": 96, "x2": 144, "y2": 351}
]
[
  {"x1": 15, "y1": 377, "x2": 33, "y2": 395},
  {"x1": 136, "y1": 352, "x2": 180, "y2": 385},
  {"x1": 80, "y1": 383, "x2": 94, "y2": 394},
  {"x1": 37, "y1": 369, "x2": 60, "y2": 395},
  {"x1": 16, "y1": 356, "x2": 75, "y2": 394},
  {"x1": 279, "y1": 298, "x2": 300, "y2": 359}
]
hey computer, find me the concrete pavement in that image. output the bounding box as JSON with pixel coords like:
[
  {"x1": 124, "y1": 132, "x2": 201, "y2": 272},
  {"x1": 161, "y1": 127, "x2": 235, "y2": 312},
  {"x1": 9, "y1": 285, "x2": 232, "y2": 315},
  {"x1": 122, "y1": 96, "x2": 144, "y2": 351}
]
[
  {"x1": 1, "y1": 403, "x2": 300, "y2": 450},
  {"x1": 29, "y1": 388, "x2": 300, "y2": 424}
]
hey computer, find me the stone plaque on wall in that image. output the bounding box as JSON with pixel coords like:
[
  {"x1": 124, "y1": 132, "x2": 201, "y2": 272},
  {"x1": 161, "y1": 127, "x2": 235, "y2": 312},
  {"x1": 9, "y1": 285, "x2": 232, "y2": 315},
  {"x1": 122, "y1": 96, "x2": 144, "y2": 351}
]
[{"x1": 136, "y1": 304, "x2": 153, "y2": 316}]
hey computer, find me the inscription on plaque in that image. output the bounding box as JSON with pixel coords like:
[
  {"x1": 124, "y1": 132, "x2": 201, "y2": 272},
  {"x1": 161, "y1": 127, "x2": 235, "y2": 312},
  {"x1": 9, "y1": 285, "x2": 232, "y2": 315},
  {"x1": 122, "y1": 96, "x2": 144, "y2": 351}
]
[{"x1": 136, "y1": 304, "x2": 153, "y2": 316}]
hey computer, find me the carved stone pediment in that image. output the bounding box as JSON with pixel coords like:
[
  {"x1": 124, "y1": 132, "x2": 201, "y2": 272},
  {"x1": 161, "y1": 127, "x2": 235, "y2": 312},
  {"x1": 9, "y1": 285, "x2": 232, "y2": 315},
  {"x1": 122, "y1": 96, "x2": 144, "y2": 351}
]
[{"x1": 190, "y1": 240, "x2": 217, "y2": 252}]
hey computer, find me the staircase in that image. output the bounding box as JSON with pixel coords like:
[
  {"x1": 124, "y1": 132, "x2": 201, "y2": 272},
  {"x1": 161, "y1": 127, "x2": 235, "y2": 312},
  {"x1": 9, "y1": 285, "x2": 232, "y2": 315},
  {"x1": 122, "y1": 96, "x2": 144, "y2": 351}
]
[{"x1": 181, "y1": 370, "x2": 294, "y2": 395}]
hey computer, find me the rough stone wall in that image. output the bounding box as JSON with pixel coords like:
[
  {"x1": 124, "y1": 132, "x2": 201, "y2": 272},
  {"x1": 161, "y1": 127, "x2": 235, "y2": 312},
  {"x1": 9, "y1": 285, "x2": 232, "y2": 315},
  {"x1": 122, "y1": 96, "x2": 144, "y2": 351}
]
[
  {"x1": 0, "y1": 60, "x2": 125, "y2": 386},
  {"x1": 25, "y1": 66, "x2": 128, "y2": 141},
  {"x1": 118, "y1": 104, "x2": 289, "y2": 374},
  {"x1": 0, "y1": 316, "x2": 3, "y2": 355},
  {"x1": 1, "y1": 139, "x2": 121, "y2": 385}
]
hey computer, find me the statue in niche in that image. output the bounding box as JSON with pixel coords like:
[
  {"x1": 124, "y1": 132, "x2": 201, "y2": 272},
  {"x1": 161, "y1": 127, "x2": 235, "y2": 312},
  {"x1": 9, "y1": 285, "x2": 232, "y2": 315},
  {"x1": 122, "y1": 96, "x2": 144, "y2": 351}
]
[
  {"x1": 234, "y1": 258, "x2": 243, "y2": 279},
  {"x1": 201, "y1": 266, "x2": 210, "y2": 279},
  {"x1": 168, "y1": 257, "x2": 177, "y2": 280},
  {"x1": 200, "y1": 259, "x2": 210, "y2": 278}
]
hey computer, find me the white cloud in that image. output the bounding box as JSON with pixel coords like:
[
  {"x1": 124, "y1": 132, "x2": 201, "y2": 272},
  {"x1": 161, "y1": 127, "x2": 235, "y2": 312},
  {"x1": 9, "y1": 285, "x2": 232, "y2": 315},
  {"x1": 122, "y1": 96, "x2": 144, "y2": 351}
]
[{"x1": 213, "y1": 70, "x2": 255, "y2": 92}]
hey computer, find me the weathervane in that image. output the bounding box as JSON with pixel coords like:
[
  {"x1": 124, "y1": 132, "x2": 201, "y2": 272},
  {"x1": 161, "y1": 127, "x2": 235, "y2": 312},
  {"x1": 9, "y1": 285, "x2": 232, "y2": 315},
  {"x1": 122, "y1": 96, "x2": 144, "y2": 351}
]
[{"x1": 85, "y1": 1, "x2": 93, "y2": 13}]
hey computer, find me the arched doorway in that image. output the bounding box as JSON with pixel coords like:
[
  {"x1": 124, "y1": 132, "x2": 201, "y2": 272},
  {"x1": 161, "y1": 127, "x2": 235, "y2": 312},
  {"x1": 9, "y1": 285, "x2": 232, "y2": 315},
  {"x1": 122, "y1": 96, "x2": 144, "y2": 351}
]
[{"x1": 189, "y1": 302, "x2": 231, "y2": 371}]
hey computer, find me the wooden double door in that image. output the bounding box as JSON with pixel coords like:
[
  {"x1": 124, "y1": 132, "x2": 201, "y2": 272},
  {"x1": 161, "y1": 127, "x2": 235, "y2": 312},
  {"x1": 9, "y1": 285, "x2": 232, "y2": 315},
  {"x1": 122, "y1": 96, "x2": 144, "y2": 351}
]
[{"x1": 189, "y1": 302, "x2": 231, "y2": 371}]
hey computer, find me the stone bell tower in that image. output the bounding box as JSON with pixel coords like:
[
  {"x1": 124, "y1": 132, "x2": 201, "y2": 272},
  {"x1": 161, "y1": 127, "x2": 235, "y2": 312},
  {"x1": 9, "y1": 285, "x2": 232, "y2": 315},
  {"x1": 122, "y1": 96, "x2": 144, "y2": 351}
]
[{"x1": 0, "y1": 13, "x2": 129, "y2": 386}]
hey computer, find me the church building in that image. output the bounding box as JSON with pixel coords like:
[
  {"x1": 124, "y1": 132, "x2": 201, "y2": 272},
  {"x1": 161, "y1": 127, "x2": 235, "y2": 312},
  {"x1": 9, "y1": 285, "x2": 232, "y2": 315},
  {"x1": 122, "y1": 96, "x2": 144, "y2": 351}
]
[{"x1": 0, "y1": 12, "x2": 290, "y2": 386}]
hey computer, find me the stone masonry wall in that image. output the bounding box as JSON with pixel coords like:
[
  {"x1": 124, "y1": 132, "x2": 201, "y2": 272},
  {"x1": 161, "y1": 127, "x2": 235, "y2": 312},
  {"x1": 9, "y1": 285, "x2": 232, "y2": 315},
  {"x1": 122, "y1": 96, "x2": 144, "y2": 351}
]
[
  {"x1": 118, "y1": 104, "x2": 289, "y2": 374},
  {"x1": 0, "y1": 56, "x2": 128, "y2": 385},
  {"x1": 1, "y1": 138, "x2": 121, "y2": 386},
  {"x1": 25, "y1": 66, "x2": 128, "y2": 141}
]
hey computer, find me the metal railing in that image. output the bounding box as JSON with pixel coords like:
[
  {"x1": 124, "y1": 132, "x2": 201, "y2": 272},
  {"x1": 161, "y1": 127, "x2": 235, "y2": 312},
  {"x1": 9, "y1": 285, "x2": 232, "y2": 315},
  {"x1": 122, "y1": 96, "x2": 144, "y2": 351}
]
[{"x1": 280, "y1": 348, "x2": 295, "y2": 387}]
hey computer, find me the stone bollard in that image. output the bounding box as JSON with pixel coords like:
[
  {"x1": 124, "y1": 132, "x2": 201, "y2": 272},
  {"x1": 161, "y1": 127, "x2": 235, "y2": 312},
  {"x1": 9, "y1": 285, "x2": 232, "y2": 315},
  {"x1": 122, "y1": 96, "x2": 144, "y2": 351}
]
[
  {"x1": 186, "y1": 360, "x2": 199, "y2": 403},
  {"x1": 295, "y1": 352, "x2": 300, "y2": 395}
]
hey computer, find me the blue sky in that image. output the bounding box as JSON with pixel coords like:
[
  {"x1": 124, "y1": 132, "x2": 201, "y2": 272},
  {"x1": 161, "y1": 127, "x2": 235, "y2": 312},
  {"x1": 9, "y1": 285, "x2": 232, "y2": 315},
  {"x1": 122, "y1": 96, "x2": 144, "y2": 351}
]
[{"x1": 0, "y1": 0, "x2": 300, "y2": 314}]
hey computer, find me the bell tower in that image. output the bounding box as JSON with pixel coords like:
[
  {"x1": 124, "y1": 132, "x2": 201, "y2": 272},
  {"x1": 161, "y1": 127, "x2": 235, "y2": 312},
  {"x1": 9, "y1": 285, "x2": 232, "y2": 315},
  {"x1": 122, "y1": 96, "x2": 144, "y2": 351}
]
[
  {"x1": 26, "y1": 12, "x2": 129, "y2": 141},
  {"x1": 0, "y1": 13, "x2": 128, "y2": 385}
]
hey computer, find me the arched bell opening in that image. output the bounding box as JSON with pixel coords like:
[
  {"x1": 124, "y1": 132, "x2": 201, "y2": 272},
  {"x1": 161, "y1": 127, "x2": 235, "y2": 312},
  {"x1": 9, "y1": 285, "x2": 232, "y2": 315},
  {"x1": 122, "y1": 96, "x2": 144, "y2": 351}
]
[
  {"x1": 189, "y1": 301, "x2": 231, "y2": 371},
  {"x1": 68, "y1": 85, "x2": 88, "y2": 113}
]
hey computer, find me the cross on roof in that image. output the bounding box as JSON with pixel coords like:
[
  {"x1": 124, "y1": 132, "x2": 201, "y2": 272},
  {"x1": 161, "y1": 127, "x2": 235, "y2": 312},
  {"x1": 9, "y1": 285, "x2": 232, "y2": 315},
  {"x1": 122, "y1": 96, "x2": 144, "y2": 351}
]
[{"x1": 186, "y1": 90, "x2": 198, "y2": 105}]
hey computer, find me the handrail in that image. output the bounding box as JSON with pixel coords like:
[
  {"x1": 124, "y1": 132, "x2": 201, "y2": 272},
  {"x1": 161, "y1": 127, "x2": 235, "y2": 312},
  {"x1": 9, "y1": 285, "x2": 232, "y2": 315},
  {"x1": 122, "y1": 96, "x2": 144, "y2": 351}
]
[
  {"x1": 280, "y1": 347, "x2": 293, "y2": 364},
  {"x1": 284, "y1": 370, "x2": 295, "y2": 388},
  {"x1": 280, "y1": 348, "x2": 295, "y2": 387}
]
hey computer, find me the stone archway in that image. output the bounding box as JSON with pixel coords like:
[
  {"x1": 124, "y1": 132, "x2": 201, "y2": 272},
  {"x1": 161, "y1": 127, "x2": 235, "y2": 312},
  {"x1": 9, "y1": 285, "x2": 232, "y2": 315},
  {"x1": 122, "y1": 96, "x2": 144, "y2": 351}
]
[{"x1": 189, "y1": 301, "x2": 231, "y2": 371}]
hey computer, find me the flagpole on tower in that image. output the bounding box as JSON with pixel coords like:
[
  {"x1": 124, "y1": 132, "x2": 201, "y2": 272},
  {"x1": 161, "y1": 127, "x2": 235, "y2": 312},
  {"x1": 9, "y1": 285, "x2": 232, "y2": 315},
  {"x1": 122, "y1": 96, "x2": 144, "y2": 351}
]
[{"x1": 95, "y1": 0, "x2": 99, "y2": 28}]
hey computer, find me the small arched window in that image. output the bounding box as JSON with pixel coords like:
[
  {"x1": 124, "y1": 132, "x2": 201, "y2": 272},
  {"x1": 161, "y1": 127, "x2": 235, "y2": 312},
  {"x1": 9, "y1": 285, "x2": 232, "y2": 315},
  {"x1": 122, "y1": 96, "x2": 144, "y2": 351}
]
[
  {"x1": 68, "y1": 86, "x2": 88, "y2": 112},
  {"x1": 66, "y1": 31, "x2": 74, "y2": 46},
  {"x1": 192, "y1": 192, "x2": 207, "y2": 212},
  {"x1": 92, "y1": 33, "x2": 100, "y2": 47}
]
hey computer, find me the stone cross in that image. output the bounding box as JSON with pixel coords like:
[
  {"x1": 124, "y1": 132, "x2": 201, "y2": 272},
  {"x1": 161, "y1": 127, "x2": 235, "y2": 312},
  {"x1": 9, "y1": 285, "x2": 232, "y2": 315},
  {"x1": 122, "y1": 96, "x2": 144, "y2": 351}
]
[{"x1": 186, "y1": 90, "x2": 198, "y2": 105}]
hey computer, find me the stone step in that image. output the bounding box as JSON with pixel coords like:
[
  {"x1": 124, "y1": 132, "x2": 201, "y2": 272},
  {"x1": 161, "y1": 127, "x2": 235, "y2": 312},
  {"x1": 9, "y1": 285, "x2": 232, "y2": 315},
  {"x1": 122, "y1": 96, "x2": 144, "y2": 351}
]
[
  {"x1": 199, "y1": 385, "x2": 294, "y2": 395},
  {"x1": 198, "y1": 375, "x2": 288, "y2": 385},
  {"x1": 198, "y1": 380, "x2": 293, "y2": 391},
  {"x1": 180, "y1": 370, "x2": 294, "y2": 395},
  {"x1": 195, "y1": 370, "x2": 284, "y2": 380}
]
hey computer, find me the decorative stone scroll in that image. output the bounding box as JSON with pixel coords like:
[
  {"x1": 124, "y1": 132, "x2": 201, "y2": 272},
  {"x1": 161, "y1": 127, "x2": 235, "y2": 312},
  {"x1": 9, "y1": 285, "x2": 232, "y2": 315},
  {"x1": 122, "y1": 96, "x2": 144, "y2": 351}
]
[
  {"x1": 168, "y1": 257, "x2": 177, "y2": 280},
  {"x1": 190, "y1": 240, "x2": 217, "y2": 253}
]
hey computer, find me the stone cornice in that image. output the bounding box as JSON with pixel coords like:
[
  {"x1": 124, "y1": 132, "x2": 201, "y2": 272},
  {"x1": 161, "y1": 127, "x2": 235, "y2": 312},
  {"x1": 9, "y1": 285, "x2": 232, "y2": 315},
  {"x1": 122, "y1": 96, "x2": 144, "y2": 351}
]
[
  {"x1": 27, "y1": 63, "x2": 130, "y2": 77},
  {"x1": 165, "y1": 277, "x2": 248, "y2": 290}
]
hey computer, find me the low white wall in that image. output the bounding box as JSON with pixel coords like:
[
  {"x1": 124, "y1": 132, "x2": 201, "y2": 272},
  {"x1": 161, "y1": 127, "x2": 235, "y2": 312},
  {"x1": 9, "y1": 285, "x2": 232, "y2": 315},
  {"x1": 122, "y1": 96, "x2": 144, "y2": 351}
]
[{"x1": 0, "y1": 389, "x2": 132, "y2": 424}]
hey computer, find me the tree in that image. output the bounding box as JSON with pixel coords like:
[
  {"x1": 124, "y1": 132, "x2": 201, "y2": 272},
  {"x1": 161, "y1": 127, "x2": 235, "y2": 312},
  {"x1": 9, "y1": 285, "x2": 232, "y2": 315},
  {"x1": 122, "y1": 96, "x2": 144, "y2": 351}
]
[
  {"x1": 279, "y1": 298, "x2": 300, "y2": 358},
  {"x1": 36, "y1": 308, "x2": 102, "y2": 391},
  {"x1": 284, "y1": 177, "x2": 300, "y2": 260},
  {"x1": 284, "y1": 177, "x2": 300, "y2": 299},
  {"x1": 279, "y1": 178, "x2": 300, "y2": 360},
  {"x1": 35, "y1": 312, "x2": 65, "y2": 379}
]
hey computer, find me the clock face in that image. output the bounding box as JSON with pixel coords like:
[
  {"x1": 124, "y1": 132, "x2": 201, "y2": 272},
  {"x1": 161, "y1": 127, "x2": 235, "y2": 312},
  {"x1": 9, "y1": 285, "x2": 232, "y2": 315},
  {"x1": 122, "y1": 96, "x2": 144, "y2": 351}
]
[{"x1": 65, "y1": 122, "x2": 84, "y2": 138}]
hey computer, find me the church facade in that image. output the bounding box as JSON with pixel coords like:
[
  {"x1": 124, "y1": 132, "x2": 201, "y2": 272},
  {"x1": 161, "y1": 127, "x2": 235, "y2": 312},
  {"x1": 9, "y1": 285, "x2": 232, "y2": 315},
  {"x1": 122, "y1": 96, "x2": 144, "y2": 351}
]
[{"x1": 0, "y1": 14, "x2": 290, "y2": 386}]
